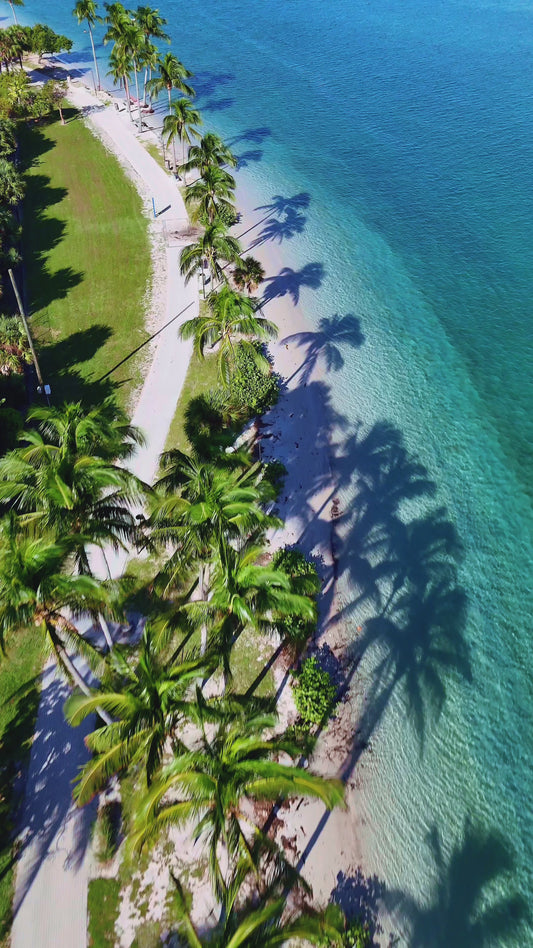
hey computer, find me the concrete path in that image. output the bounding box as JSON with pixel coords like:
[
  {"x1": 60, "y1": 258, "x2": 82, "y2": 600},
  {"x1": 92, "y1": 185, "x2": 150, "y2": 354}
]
[{"x1": 11, "y1": 83, "x2": 198, "y2": 948}]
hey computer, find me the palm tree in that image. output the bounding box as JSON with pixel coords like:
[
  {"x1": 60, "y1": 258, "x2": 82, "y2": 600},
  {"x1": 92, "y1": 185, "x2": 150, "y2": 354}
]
[
  {"x1": 73, "y1": 0, "x2": 102, "y2": 91},
  {"x1": 0, "y1": 514, "x2": 114, "y2": 699},
  {"x1": 5, "y1": 0, "x2": 23, "y2": 26},
  {"x1": 178, "y1": 131, "x2": 237, "y2": 180},
  {"x1": 130, "y1": 711, "x2": 344, "y2": 897},
  {"x1": 197, "y1": 541, "x2": 316, "y2": 683},
  {"x1": 65, "y1": 624, "x2": 215, "y2": 803},
  {"x1": 0, "y1": 400, "x2": 146, "y2": 574},
  {"x1": 232, "y1": 256, "x2": 265, "y2": 295},
  {"x1": 184, "y1": 165, "x2": 236, "y2": 224},
  {"x1": 162, "y1": 97, "x2": 202, "y2": 174},
  {"x1": 173, "y1": 878, "x2": 345, "y2": 948},
  {"x1": 179, "y1": 285, "x2": 277, "y2": 386},
  {"x1": 179, "y1": 220, "x2": 242, "y2": 297},
  {"x1": 107, "y1": 42, "x2": 133, "y2": 119},
  {"x1": 104, "y1": 3, "x2": 145, "y2": 131},
  {"x1": 134, "y1": 6, "x2": 169, "y2": 103},
  {"x1": 146, "y1": 50, "x2": 194, "y2": 114}
]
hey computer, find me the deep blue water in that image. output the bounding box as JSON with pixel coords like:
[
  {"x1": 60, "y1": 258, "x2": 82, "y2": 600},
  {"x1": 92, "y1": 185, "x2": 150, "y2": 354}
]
[{"x1": 13, "y1": 0, "x2": 533, "y2": 941}]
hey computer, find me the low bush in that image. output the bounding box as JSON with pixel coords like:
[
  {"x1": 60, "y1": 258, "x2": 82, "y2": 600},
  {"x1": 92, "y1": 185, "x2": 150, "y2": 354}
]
[
  {"x1": 293, "y1": 655, "x2": 337, "y2": 727},
  {"x1": 229, "y1": 342, "x2": 280, "y2": 416}
]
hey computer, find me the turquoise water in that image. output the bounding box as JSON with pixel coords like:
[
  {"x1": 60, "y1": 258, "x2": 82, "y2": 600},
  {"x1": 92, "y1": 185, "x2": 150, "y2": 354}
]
[{"x1": 14, "y1": 0, "x2": 533, "y2": 940}]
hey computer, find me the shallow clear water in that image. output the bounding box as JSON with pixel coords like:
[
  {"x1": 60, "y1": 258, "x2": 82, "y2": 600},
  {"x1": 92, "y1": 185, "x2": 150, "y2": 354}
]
[{"x1": 14, "y1": 0, "x2": 533, "y2": 941}]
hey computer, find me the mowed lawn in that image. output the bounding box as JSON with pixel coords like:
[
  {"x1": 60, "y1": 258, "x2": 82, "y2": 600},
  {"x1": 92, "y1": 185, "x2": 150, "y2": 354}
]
[{"x1": 20, "y1": 108, "x2": 152, "y2": 410}]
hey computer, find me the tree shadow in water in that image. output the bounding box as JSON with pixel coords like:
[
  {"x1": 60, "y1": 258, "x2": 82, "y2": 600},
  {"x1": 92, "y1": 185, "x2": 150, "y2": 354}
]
[
  {"x1": 236, "y1": 149, "x2": 263, "y2": 169},
  {"x1": 228, "y1": 126, "x2": 272, "y2": 147},
  {"x1": 201, "y1": 97, "x2": 235, "y2": 113},
  {"x1": 385, "y1": 820, "x2": 530, "y2": 947},
  {"x1": 330, "y1": 421, "x2": 471, "y2": 758},
  {"x1": 193, "y1": 71, "x2": 235, "y2": 100},
  {"x1": 262, "y1": 262, "x2": 325, "y2": 305},
  {"x1": 251, "y1": 206, "x2": 307, "y2": 247},
  {"x1": 283, "y1": 313, "x2": 365, "y2": 384}
]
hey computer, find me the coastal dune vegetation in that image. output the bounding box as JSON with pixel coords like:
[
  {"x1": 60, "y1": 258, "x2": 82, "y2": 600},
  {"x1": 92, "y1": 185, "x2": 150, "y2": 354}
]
[{"x1": 0, "y1": 8, "x2": 373, "y2": 947}]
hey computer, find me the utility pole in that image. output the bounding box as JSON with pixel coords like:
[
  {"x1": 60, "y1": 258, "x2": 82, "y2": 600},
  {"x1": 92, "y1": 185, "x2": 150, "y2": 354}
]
[{"x1": 8, "y1": 268, "x2": 49, "y2": 403}]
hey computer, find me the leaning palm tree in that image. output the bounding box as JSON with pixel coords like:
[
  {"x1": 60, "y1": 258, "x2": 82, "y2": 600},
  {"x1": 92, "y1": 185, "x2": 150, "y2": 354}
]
[
  {"x1": 195, "y1": 541, "x2": 316, "y2": 683},
  {"x1": 130, "y1": 710, "x2": 345, "y2": 898},
  {"x1": 0, "y1": 514, "x2": 114, "y2": 698},
  {"x1": 173, "y1": 876, "x2": 345, "y2": 948},
  {"x1": 73, "y1": 0, "x2": 102, "y2": 91},
  {"x1": 184, "y1": 165, "x2": 236, "y2": 224},
  {"x1": 162, "y1": 97, "x2": 202, "y2": 173},
  {"x1": 232, "y1": 256, "x2": 265, "y2": 294},
  {"x1": 178, "y1": 131, "x2": 237, "y2": 180},
  {"x1": 180, "y1": 221, "x2": 242, "y2": 297},
  {"x1": 65, "y1": 624, "x2": 215, "y2": 803},
  {"x1": 5, "y1": 0, "x2": 23, "y2": 26},
  {"x1": 146, "y1": 50, "x2": 194, "y2": 113},
  {"x1": 179, "y1": 285, "x2": 277, "y2": 386}
]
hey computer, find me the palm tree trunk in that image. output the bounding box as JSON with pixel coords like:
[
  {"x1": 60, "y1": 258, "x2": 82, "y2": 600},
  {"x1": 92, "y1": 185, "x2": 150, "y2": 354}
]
[
  {"x1": 133, "y1": 67, "x2": 143, "y2": 132},
  {"x1": 88, "y1": 24, "x2": 101, "y2": 92},
  {"x1": 9, "y1": 2, "x2": 17, "y2": 25},
  {"x1": 124, "y1": 75, "x2": 132, "y2": 120},
  {"x1": 55, "y1": 643, "x2": 113, "y2": 725},
  {"x1": 199, "y1": 563, "x2": 209, "y2": 655},
  {"x1": 99, "y1": 614, "x2": 114, "y2": 651}
]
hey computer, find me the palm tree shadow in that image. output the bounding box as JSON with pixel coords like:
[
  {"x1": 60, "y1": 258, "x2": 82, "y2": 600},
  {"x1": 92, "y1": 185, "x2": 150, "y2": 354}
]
[
  {"x1": 227, "y1": 126, "x2": 272, "y2": 147},
  {"x1": 202, "y1": 97, "x2": 235, "y2": 113},
  {"x1": 262, "y1": 263, "x2": 325, "y2": 305},
  {"x1": 193, "y1": 71, "x2": 235, "y2": 100},
  {"x1": 235, "y1": 149, "x2": 263, "y2": 169},
  {"x1": 11, "y1": 668, "x2": 96, "y2": 919},
  {"x1": 283, "y1": 313, "x2": 365, "y2": 384},
  {"x1": 330, "y1": 868, "x2": 389, "y2": 944},
  {"x1": 251, "y1": 207, "x2": 307, "y2": 247},
  {"x1": 39, "y1": 324, "x2": 119, "y2": 405},
  {"x1": 385, "y1": 820, "x2": 530, "y2": 946}
]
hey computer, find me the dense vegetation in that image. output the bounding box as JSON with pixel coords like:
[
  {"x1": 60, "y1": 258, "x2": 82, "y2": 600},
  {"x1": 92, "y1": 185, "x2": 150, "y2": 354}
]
[{"x1": 0, "y1": 8, "x2": 357, "y2": 947}]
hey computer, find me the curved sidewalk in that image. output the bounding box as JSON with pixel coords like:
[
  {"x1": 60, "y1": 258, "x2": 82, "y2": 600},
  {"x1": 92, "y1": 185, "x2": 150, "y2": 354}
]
[{"x1": 11, "y1": 84, "x2": 198, "y2": 948}]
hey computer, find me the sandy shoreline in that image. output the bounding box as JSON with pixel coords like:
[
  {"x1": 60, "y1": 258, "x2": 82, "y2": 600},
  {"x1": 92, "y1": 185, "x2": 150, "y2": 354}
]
[{"x1": 14, "y1": 60, "x2": 390, "y2": 944}]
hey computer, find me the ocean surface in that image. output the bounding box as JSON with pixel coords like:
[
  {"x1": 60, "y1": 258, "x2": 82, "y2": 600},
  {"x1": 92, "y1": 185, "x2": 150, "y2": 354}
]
[{"x1": 13, "y1": 0, "x2": 533, "y2": 942}]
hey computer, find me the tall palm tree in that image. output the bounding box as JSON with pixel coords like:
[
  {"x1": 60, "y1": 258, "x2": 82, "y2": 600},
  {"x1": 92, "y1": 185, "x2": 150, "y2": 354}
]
[
  {"x1": 65, "y1": 624, "x2": 215, "y2": 803},
  {"x1": 146, "y1": 50, "x2": 194, "y2": 113},
  {"x1": 5, "y1": 0, "x2": 23, "y2": 26},
  {"x1": 130, "y1": 711, "x2": 344, "y2": 897},
  {"x1": 104, "y1": 3, "x2": 145, "y2": 131},
  {"x1": 162, "y1": 97, "x2": 202, "y2": 173},
  {"x1": 179, "y1": 285, "x2": 277, "y2": 386},
  {"x1": 232, "y1": 256, "x2": 266, "y2": 295},
  {"x1": 0, "y1": 514, "x2": 114, "y2": 699},
  {"x1": 179, "y1": 220, "x2": 242, "y2": 297},
  {"x1": 73, "y1": 0, "x2": 102, "y2": 91},
  {"x1": 178, "y1": 131, "x2": 237, "y2": 180},
  {"x1": 184, "y1": 165, "x2": 236, "y2": 224},
  {"x1": 134, "y1": 5, "x2": 169, "y2": 103},
  {"x1": 107, "y1": 41, "x2": 133, "y2": 119}
]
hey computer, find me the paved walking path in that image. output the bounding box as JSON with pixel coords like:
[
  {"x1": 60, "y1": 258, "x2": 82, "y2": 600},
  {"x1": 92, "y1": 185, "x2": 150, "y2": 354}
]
[{"x1": 11, "y1": 84, "x2": 198, "y2": 948}]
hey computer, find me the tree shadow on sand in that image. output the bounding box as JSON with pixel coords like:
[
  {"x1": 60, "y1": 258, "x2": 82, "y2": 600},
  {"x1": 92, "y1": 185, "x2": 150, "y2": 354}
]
[
  {"x1": 262, "y1": 263, "x2": 325, "y2": 305},
  {"x1": 385, "y1": 820, "x2": 530, "y2": 947},
  {"x1": 283, "y1": 313, "x2": 365, "y2": 384}
]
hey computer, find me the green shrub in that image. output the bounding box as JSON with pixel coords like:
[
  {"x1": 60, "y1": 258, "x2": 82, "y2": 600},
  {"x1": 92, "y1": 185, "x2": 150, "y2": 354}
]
[
  {"x1": 293, "y1": 656, "x2": 337, "y2": 727},
  {"x1": 229, "y1": 342, "x2": 280, "y2": 416},
  {"x1": 94, "y1": 801, "x2": 121, "y2": 863},
  {"x1": 262, "y1": 459, "x2": 287, "y2": 496},
  {"x1": 273, "y1": 547, "x2": 320, "y2": 591}
]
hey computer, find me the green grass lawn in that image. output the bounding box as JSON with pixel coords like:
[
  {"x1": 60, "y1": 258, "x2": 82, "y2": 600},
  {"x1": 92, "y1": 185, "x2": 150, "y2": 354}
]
[
  {"x1": 0, "y1": 631, "x2": 44, "y2": 946},
  {"x1": 87, "y1": 878, "x2": 121, "y2": 948},
  {"x1": 20, "y1": 108, "x2": 152, "y2": 411},
  {"x1": 164, "y1": 349, "x2": 219, "y2": 452}
]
